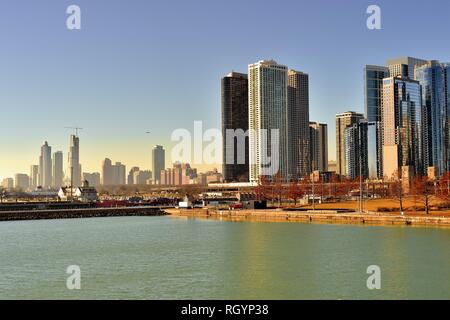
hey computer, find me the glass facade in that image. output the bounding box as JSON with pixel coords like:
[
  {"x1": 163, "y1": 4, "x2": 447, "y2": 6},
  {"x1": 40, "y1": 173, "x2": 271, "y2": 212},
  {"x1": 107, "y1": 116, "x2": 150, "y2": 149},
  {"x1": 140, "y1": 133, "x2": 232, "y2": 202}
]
[
  {"x1": 416, "y1": 62, "x2": 450, "y2": 177},
  {"x1": 394, "y1": 78, "x2": 424, "y2": 175}
]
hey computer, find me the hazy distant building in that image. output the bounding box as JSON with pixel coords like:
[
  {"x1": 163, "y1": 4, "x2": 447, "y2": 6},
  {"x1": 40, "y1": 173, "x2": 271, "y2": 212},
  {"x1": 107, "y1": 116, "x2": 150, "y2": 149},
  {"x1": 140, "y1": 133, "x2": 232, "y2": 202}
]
[
  {"x1": 416, "y1": 61, "x2": 450, "y2": 177},
  {"x1": 2, "y1": 178, "x2": 14, "y2": 189},
  {"x1": 127, "y1": 167, "x2": 140, "y2": 185},
  {"x1": 382, "y1": 76, "x2": 424, "y2": 179},
  {"x1": 101, "y1": 158, "x2": 113, "y2": 185},
  {"x1": 248, "y1": 60, "x2": 288, "y2": 181},
  {"x1": 113, "y1": 162, "x2": 126, "y2": 185},
  {"x1": 82, "y1": 172, "x2": 100, "y2": 187},
  {"x1": 152, "y1": 145, "x2": 165, "y2": 184},
  {"x1": 39, "y1": 141, "x2": 52, "y2": 189},
  {"x1": 386, "y1": 56, "x2": 427, "y2": 79},
  {"x1": 288, "y1": 70, "x2": 310, "y2": 180},
  {"x1": 67, "y1": 135, "x2": 81, "y2": 187},
  {"x1": 14, "y1": 173, "x2": 30, "y2": 190},
  {"x1": 133, "y1": 170, "x2": 152, "y2": 185},
  {"x1": 221, "y1": 72, "x2": 249, "y2": 182},
  {"x1": 309, "y1": 122, "x2": 328, "y2": 173},
  {"x1": 335, "y1": 112, "x2": 364, "y2": 177},
  {"x1": 30, "y1": 165, "x2": 39, "y2": 189},
  {"x1": 52, "y1": 151, "x2": 64, "y2": 188}
]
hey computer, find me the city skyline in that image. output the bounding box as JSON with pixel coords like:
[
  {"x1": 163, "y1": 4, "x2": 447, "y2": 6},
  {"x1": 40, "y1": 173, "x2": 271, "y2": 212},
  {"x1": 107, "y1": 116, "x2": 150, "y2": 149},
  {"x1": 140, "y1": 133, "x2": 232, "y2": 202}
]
[{"x1": 2, "y1": 0, "x2": 450, "y2": 179}]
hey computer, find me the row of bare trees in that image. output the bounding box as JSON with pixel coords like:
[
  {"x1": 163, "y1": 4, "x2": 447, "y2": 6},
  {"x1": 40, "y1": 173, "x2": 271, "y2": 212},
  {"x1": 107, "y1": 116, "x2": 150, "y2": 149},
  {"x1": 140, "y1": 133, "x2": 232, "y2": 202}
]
[{"x1": 253, "y1": 171, "x2": 450, "y2": 213}]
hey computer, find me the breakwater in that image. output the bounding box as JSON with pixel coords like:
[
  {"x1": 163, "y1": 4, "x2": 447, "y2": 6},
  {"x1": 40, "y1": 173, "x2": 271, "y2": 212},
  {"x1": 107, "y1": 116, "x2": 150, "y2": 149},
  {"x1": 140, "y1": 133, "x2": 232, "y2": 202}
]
[
  {"x1": 165, "y1": 208, "x2": 450, "y2": 227},
  {"x1": 0, "y1": 206, "x2": 168, "y2": 221}
]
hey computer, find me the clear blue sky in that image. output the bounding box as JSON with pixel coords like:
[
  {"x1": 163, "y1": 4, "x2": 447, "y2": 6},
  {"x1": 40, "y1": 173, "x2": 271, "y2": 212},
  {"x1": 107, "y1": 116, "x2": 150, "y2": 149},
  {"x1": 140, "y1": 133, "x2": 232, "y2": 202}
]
[{"x1": 1, "y1": 0, "x2": 450, "y2": 178}]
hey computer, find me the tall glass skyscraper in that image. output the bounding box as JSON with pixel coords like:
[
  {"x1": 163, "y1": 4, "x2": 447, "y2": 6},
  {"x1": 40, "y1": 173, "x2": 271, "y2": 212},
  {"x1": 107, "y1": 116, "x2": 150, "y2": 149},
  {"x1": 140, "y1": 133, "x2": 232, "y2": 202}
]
[
  {"x1": 416, "y1": 61, "x2": 450, "y2": 177},
  {"x1": 364, "y1": 65, "x2": 389, "y2": 179},
  {"x1": 344, "y1": 121, "x2": 369, "y2": 180},
  {"x1": 382, "y1": 77, "x2": 424, "y2": 178},
  {"x1": 221, "y1": 72, "x2": 249, "y2": 182}
]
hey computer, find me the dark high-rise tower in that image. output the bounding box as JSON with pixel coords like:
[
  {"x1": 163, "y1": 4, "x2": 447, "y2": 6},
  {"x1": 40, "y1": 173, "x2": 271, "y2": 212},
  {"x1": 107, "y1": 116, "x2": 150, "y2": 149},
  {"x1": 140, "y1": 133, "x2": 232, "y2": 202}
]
[
  {"x1": 221, "y1": 72, "x2": 249, "y2": 182},
  {"x1": 288, "y1": 70, "x2": 310, "y2": 180}
]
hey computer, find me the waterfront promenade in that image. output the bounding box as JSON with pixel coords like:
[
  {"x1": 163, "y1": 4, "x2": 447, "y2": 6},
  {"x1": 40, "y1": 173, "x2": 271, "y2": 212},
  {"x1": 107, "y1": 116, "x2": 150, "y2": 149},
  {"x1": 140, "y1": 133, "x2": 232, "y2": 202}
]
[{"x1": 165, "y1": 208, "x2": 450, "y2": 227}]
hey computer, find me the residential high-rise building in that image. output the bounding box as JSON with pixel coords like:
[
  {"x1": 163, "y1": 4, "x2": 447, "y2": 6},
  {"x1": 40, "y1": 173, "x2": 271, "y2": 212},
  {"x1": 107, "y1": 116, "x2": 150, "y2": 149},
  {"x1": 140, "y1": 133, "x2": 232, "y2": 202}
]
[
  {"x1": 30, "y1": 165, "x2": 39, "y2": 189},
  {"x1": 366, "y1": 121, "x2": 380, "y2": 180},
  {"x1": 335, "y1": 112, "x2": 364, "y2": 177},
  {"x1": 309, "y1": 122, "x2": 328, "y2": 172},
  {"x1": 386, "y1": 56, "x2": 427, "y2": 79},
  {"x1": 416, "y1": 61, "x2": 450, "y2": 177},
  {"x1": 248, "y1": 60, "x2": 288, "y2": 181},
  {"x1": 52, "y1": 151, "x2": 64, "y2": 188},
  {"x1": 365, "y1": 65, "x2": 389, "y2": 179},
  {"x1": 113, "y1": 162, "x2": 126, "y2": 185},
  {"x1": 288, "y1": 70, "x2": 310, "y2": 180},
  {"x1": 14, "y1": 174, "x2": 30, "y2": 190},
  {"x1": 152, "y1": 145, "x2": 165, "y2": 184},
  {"x1": 67, "y1": 135, "x2": 81, "y2": 188},
  {"x1": 39, "y1": 141, "x2": 52, "y2": 188},
  {"x1": 344, "y1": 121, "x2": 369, "y2": 180},
  {"x1": 365, "y1": 65, "x2": 390, "y2": 122},
  {"x1": 133, "y1": 170, "x2": 152, "y2": 185},
  {"x1": 101, "y1": 158, "x2": 113, "y2": 185},
  {"x1": 382, "y1": 76, "x2": 424, "y2": 179},
  {"x1": 221, "y1": 72, "x2": 249, "y2": 182}
]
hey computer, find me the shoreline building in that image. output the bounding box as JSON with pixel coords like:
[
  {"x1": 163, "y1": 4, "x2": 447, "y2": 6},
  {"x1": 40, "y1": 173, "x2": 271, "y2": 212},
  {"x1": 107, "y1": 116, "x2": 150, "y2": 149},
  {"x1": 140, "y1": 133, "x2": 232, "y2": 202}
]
[
  {"x1": 335, "y1": 112, "x2": 364, "y2": 177},
  {"x1": 381, "y1": 76, "x2": 424, "y2": 179},
  {"x1": 288, "y1": 70, "x2": 310, "y2": 180},
  {"x1": 152, "y1": 145, "x2": 165, "y2": 185},
  {"x1": 309, "y1": 122, "x2": 328, "y2": 173},
  {"x1": 248, "y1": 60, "x2": 288, "y2": 181},
  {"x1": 416, "y1": 61, "x2": 450, "y2": 177},
  {"x1": 221, "y1": 72, "x2": 249, "y2": 182}
]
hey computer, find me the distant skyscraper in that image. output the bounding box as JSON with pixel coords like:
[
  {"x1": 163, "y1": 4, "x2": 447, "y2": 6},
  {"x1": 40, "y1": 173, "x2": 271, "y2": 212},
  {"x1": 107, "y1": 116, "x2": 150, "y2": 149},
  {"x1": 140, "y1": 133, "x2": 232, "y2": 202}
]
[
  {"x1": 386, "y1": 56, "x2": 427, "y2": 79},
  {"x1": 2, "y1": 178, "x2": 14, "y2": 189},
  {"x1": 30, "y1": 165, "x2": 39, "y2": 189},
  {"x1": 309, "y1": 122, "x2": 328, "y2": 172},
  {"x1": 113, "y1": 162, "x2": 126, "y2": 185},
  {"x1": 335, "y1": 112, "x2": 364, "y2": 177},
  {"x1": 52, "y1": 151, "x2": 64, "y2": 188},
  {"x1": 382, "y1": 76, "x2": 424, "y2": 179},
  {"x1": 248, "y1": 60, "x2": 288, "y2": 181},
  {"x1": 221, "y1": 72, "x2": 249, "y2": 182},
  {"x1": 101, "y1": 158, "x2": 113, "y2": 185},
  {"x1": 416, "y1": 61, "x2": 450, "y2": 177},
  {"x1": 14, "y1": 173, "x2": 30, "y2": 190},
  {"x1": 288, "y1": 70, "x2": 310, "y2": 179},
  {"x1": 67, "y1": 135, "x2": 81, "y2": 187},
  {"x1": 152, "y1": 145, "x2": 165, "y2": 184},
  {"x1": 39, "y1": 141, "x2": 52, "y2": 188},
  {"x1": 364, "y1": 65, "x2": 389, "y2": 179},
  {"x1": 127, "y1": 167, "x2": 140, "y2": 185}
]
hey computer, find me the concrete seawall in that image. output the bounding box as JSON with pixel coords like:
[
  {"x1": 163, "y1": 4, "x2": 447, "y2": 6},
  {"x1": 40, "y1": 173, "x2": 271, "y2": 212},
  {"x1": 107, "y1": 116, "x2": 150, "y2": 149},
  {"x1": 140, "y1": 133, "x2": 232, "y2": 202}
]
[
  {"x1": 165, "y1": 208, "x2": 450, "y2": 228},
  {"x1": 0, "y1": 206, "x2": 168, "y2": 222}
]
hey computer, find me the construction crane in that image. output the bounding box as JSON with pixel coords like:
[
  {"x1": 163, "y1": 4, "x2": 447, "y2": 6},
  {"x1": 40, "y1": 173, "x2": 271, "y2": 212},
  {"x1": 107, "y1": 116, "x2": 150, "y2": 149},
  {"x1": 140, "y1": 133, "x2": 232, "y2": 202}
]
[{"x1": 65, "y1": 126, "x2": 83, "y2": 136}]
